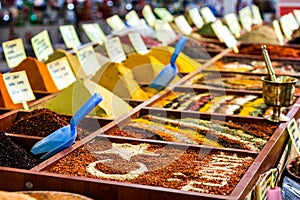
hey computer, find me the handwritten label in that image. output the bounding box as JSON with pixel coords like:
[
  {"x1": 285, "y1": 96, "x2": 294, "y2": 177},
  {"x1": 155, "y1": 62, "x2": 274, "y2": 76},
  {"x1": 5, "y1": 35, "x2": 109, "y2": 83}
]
[
  {"x1": 59, "y1": 25, "x2": 81, "y2": 49},
  {"x1": 142, "y1": 4, "x2": 156, "y2": 27},
  {"x1": 125, "y1": 10, "x2": 140, "y2": 26},
  {"x1": 280, "y1": 14, "x2": 293, "y2": 40},
  {"x1": 188, "y1": 7, "x2": 204, "y2": 28},
  {"x1": 46, "y1": 57, "x2": 76, "y2": 90},
  {"x1": 255, "y1": 169, "x2": 277, "y2": 200},
  {"x1": 154, "y1": 20, "x2": 177, "y2": 45},
  {"x1": 174, "y1": 15, "x2": 193, "y2": 35},
  {"x1": 154, "y1": 8, "x2": 174, "y2": 22},
  {"x1": 252, "y1": 4, "x2": 263, "y2": 25},
  {"x1": 105, "y1": 37, "x2": 126, "y2": 63},
  {"x1": 239, "y1": 6, "x2": 253, "y2": 32},
  {"x1": 128, "y1": 33, "x2": 148, "y2": 54},
  {"x1": 3, "y1": 71, "x2": 35, "y2": 104},
  {"x1": 76, "y1": 45, "x2": 101, "y2": 76},
  {"x1": 82, "y1": 23, "x2": 106, "y2": 45},
  {"x1": 287, "y1": 12, "x2": 299, "y2": 31},
  {"x1": 2, "y1": 38, "x2": 26, "y2": 68},
  {"x1": 287, "y1": 118, "x2": 300, "y2": 155},
  {"x1": 273, "y1": 20, "x2": 284, "y2": 45},
  {"x1": 31, "y1": 30, "x2": 54, "y2": 61},
  {"x1": 224, "y1": 13, "x2": 242, "y2": 38},
  {"x1": 200, "y1": 7, "x2": 216, "y2": 23},
  {"x1": 106, "y1": 14, "x2": 126, "y2": 32},
  {"x1": 294, "y1": 10, "x2": 300, "y2": 25}
]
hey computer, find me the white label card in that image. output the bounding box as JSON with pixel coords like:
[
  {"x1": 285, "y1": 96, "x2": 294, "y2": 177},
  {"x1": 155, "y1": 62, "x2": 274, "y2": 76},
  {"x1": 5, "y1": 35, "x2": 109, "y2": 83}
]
[
  {"x1": 105, "y1": 37, "x2": 126, "y2": 63},
  {"x1": 273, "y1": 20, "x2": 284, "y2": 45},
  {"x1": 200, "y1": 7, "x2": 216, "y2": 23},
  {"x1": 82, "y1": 23, "x2": 106, "y2": 45},
  {"x1": 287, "y1": 118, "x2": 300, "y2": 155},
  {"x1": 125, "y1": 10, "x2": 140, "y2": 26},
  {"x1": 287, "y1": 12, "x2": 299, "y2": 31},
  {"x1": 294, "y1": 10, "x2": 300, "y2": 25},
  {"x1": 128, "y1": 33, "x2": 149, "y2": 54},
  {"x1": 154, "y1": 20, "x2": 177, "y2": 45},
  {"x1": 142, "y1": 4, "x2": 156, "y2": 27},
  {"x1": 46, "y1": 57, "x2": 76, "y2": 90},
  {"x1": 59, "y1": 25, "x2": 81, "y2": 49},
  {"x1": 2, "y1": 38, "x2": 27, "y2": 68},
  {"x1": 252, "y1": 5, "x2": 263, "y2": 25},
  {"x1": 106, "y1": 15, "x2": 126, "y2": 32},
  {"x1": 188, "y1": 7, "x2": 204, "y2": 28},
  {"x1": 3, "y1": 71, "x2": 35, "y2": 104},
  {"x1": 280, "y1": 14, "x2": 293, "y2": 40},
  {"x1": 239, "y1": 6, "x2": 253, "y2": 32},
  {"x1": 31, "y1": 30, "x2": 54, "y2": 61},
  {"x1": 76, "y1": 46, "x2": 101, "y2": 76},
  {"x1": 154, "y1": 8, "x2": 174, "y2": 22},
  {"x1": 224, "y1": 13, "x2": 242, "y2": 38},
  {"x1": 174, "y1": 15, "x2": 193, "y2": 35}
]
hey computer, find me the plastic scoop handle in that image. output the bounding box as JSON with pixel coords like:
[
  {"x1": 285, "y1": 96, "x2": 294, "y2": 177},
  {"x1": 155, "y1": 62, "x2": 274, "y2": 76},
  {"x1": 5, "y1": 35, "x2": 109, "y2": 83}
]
[
  {"x1": 261, "y1": 45, "x2": 277, "y2": 82},
  {"x1": 170, "y1": 36, "x2": 188, "y2": 67}
]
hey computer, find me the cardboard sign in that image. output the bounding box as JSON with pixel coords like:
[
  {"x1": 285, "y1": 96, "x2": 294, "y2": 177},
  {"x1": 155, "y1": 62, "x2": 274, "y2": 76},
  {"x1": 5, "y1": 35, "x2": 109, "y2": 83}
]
[
  {"x1": 280, "y1": 14, "x2": 293, "y2": 40},
  {"x1": 239, "y1": 6, "x2": 253, "y2": 32},
  {"x1": 76, "y1": 45, "x2": 101, "y2": 76},
  {"x1": 125, "y1": 10, "x2": 140, "y2": 26},
  {"x1": 106, "y1": 14, "x2": 126, "y2": 32},
  {"x1": 154, "y1": 20, "x2": 177, "y2": 45},
  {"x1": 2, "y1": 38, "x2": 26, "y2": 68},
  {"x1": 3, "y1": 71, "x2": 35, "y2": 110},
  {"x1": 105, "y1": 37, "x2": 126, "y2": 63},
  {"x1": 174, "y1": 15, "x2": 193, "y2": 35},
  {"x1": 287, "y1": 118, "x2": 300, "y2": 155},
  {"x1": 188, "y1": 7, "x2": 204, "y2": 28},
  {"x1": 128, "y1": 33, "x2": 149, "y2": 54},
  {"x1": 224, "y1": 13, "x2": 242, "y2": 38},
  {"x1": 46, "y1": 57, "x2": 76, "y2": 90},
  {"x1": 252, "y1": 4, "x2": 263, "y2": 25},
  {"x1": 287, "y1": 12, "x2": 299, "y2": 31},
  {"x1": 142, "y1": 4, "x2": 156, "y2": 27},
  {"x1": 154, "y1": 8, "x2": 174, "y2": 22},
  {"x1": 59, "y1": 25, "x2": 81, "y2": 49},
  {"x1": 200, "y1": 7, "x2": 216, "y2": 23},
  {"x1": 31, "y1": 30, "x2": 54, "y2": 61},
  {"x1": 82, "y1": 23, "x2": 106, "y2": 45},
  {"x1": 294, "y1": 9, "x2": 300, "y2": 25},
  {"x1": 272, "y1": 20, "x2": 284, "y2": 45}
]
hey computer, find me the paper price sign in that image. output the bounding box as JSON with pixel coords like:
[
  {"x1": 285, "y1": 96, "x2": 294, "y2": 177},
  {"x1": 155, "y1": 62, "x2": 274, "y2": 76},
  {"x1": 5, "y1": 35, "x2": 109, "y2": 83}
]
[
  {"x1": 200, "y1": 7, "x2": 216, "y2": 23},
  {"x1": 154, "y1": 20, "x2": 177, "y2": 45},
  {"x1": 294, "y1": 10, "x2": 300, "y2": 25},
  {"x1": 212, "y1": 22, "x2": 238, "y2": 53},
  {"x1": 256, "y1": 169, "x2": 277, "y2": 200},
  {"x1": 280, "y1": 15, "x2": 293, "y2": 40},
  {"x1": 273, "y1": 20, "x2": 284, "y2": 45},
  {"x1": 239, "y1": 6, "x2": 253, "y2": 32},
  {"x1": 128, "y1": 33, "x2": 148, "y2": 54},
  {"x1": 2, "y1": 38, "x2": 26, "y2": 68},
  {"x1": 224, "y1": 13, "x2": 242, "y2": 38},
  {"x1": 106, "y1": 14, "x2": 126, "y2": 32},
  {"x1": 3, "y1": 71, "x2": 35, "y2": 110},
  {"x1": 105, "y1": 37, "x2": 126, "y2": 63},
  {"x1": 31, "y1": 30, "x2": 54, "y2": 62},
  {"x1": 252, "y1": 5, "x2": 263, "y2": 25},
  {"x1": 174, "y1": 15, "x2": 193, "y2": 35},
  {"x1": 47, "y1": 57, "x2": 76, "y2": 90},
  {"x1": 59, "y1": 25, "x2": 81, "y2": 49},
  {"x1": 142, "y1": 4, "x2": 156, "y2": 27},
  {"x1": 154, "y1": 8, "x2": 174, "y2": 22},
  {"x1": 125, "y1": 10, "x2": 140, "y2": 26},
  {"x1": 76, "y1": 45, "x2": 101, "y2": 76},
  {"x1": 82, "y1": 23, "x2": 106, "y2": 45},
  {"x1": 287, "y1": 12, "x2": 299, "y2": 31},
  {"x1": 188, "y1": 7, "x2": 204, "y2": 29},
  {"x1": 287, "y1": 118, "x2": 300, "y2": 155}
]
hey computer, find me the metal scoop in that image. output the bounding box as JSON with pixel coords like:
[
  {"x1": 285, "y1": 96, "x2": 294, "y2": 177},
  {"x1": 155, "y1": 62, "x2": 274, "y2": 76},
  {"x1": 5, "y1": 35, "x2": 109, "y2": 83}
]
[
  {"x1": 30, "y1": 93, "x2": 103, "y2": 159},
  {"x1": 149, "y1": 36, "x2": 188, "y2": 91}
]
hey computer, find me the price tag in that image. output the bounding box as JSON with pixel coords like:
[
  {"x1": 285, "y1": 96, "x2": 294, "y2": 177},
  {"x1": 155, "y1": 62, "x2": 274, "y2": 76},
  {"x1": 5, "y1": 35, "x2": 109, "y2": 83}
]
[
  {"x1": 154, "y1": 20, "x2": 177, "y2": 45},
  {"x1": 106, "y1": 14, "x2": 126, "y2": 32},
  {"x1": 82, "y1": 23, "x2": 106, "y2": 45},
  {"x1": 252, "y1": 4, "x2": 263, "y2": 25},
  {"x1": 154, "y1": 8, "x2": 174, "y2": 22},
  {"x1": 287, "y1": 118, "x2": 300, "y2": 155},
  {"x1": 2, "y1": 38, "x2": 26, "y2": 68},
  {"x1": 76, "y1": 45, "x2": 101, "y2": 76},
  {"x1": 3, "y1": 71, "x2": 35, "y2": 110},
  {"x1": 31, "y1": 30, "x2": 54, "y2": 62},
  {"x1": 188, "y1": 7, "x2": 204, "y2": 28},
  {"x1": 239, "y1": 6, "x2": 253, "y2": 32},
  {"x1": 128, "y1": 33, "x2": 149, "y2": 54},
  {"x1": 46, "y1": 57, "x2": 76, "y2": 90},
  {"x1": 280, "y1": 14, "x2": 293, "y2": 40},
  {"x1": 272, "y1": 20, "x2": 284, "y2": 45},
  {"x1": 224, "y1": 13, "x2": 242, "y2": 38},
  {"x1": 105, "y1": 37, "x2": 126, "y2": 63},
  {"x1": 287, "y1": 12, "x2": 299, "y2": 31},
  {"x1": 255, "y1": 169, "x2": 278, "y2": 200},
  {"x1": 142, "y1": 4, "x2": 156, "y2": 27},
  {"x1": 125, "y1": 10, "x2": 140, "y2": 26},
  {"x1": 200, "y1": 7, "x2": 216, "y2": 23},
  {"x1": 59, "y1": 25, "x2": 81, "y2": 49},
  {"x1": 174, "y1": 15, "x2": 193, "y2": 35},
  {"x1": 294, "y1": 10, "x2": 300, "y2": 25}
]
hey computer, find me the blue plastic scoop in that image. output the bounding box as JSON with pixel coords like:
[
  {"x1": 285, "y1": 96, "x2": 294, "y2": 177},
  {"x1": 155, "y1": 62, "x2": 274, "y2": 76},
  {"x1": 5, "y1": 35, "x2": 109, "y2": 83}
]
[
  {"x1": 30, "y1": 93, "x2": 103, "y2": 159},
  {"x1": 149, "y1": 36, "x2": 188, "y2": 91}
]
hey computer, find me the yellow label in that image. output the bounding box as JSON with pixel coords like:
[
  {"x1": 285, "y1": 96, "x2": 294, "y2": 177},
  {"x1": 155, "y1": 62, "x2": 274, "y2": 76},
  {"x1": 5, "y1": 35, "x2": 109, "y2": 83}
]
[
  {"x1": 59, "y1": 25, "x2": 81, "y2": 49},
  {"x1": 46, "y1": 57, "x2": 76, "y2": 90},
  {"x1": 287, "y1": 12, "x2": 299, "y2": 31},
  {"x1": 294, "y1": 9, "x2": 300, "y2": 25},
  {"x1": 128, "y1": 33, "x2": 149, "y2": 54},
  {"x1": 31, "y1": 30, "x2": 54, "y2": 61},
  {"x1": 82, "y1": 23, "x2": 106, "y2": 45},
  {"x1": 125, "y1": 10, "x2": 140, "y2": 26},
  {"x1": 239, "y1": 6, "x2": 253, "y2": 32},
  {"x1": 2, "y1": 38, "x2": 26, "y2": 68},
  {"x1": 252, "y1": 5, "x2": 263, "y2": 25},
  {"x1": 188, "y1": 7, "x2": 204, "y2": 28},
  {"x1": 287, "y1": 118, "x2": 300, "y2": 155},
  {"x1": 106, "y1": 14, "x2": 126, "y2": 32},
  {"x1": 212, "y1": 22, "x2": 238, "y2": 52},
  {"x1": 154, "y1": 8, "x2": 174, "y2": 22},
  {"x1": 154, "y1": 20, "x2": 177, "y2": 45},
  {"x1": 273, "y1": 20, "x2": 284, "y2": 45},
  {"x1": 3, "y1": 71, "x2": 35, "y2": 104},
  {"x1": 200, "y1": 7, "x2": 216, "y2": 23},
  {"x1": 76, "y1": 45, "x2": 101, "y2": 76},
  {"x1": 280, "y1": 14, "x2": 293, "y2": 40},
  {"x1": 142, "y1": 4, "x2": 156, "y2": 27},
  {"x1": 105, "y1": 37, "x2": 126, "y2": 63},
  {"x1": 224, "y1": 13, "x2": 242, "y2": 38},
  {"x1": 174, "y1": 15, "x2": 193, "y2": 35}
]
